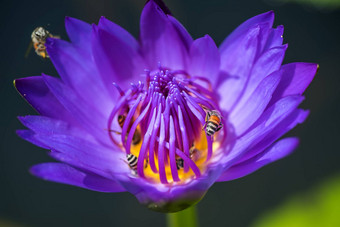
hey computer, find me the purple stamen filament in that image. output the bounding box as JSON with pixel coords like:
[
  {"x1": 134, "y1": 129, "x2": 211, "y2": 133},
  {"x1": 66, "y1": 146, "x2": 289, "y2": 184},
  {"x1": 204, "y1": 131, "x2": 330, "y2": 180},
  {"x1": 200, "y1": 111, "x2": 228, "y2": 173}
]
[{"x1": 108, "y1": 68, "x2": 222, "y2": 184}]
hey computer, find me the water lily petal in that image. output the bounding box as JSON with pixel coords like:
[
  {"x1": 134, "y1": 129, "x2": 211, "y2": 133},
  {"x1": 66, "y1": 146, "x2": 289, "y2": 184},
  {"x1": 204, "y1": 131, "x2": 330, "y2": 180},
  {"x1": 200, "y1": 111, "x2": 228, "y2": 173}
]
[
  {"x1": 264, "y1": 25, "x2": 284, "y2": 50},
  {"x1": 30, "y1": 163, "x2": 126, "y2": 192},
  {"x1": 234, "y1": 44, "x2": 287, "y2": 109},
  {"x1": 34, "y1": 133, "x2": 128, "y2": 178},
  {"x1": 189, "y1": 35, "x2": 220, "y2": 83},
  {"x1": 42, "y1": 74, "x2": 110, "y2": 145},
  {"x1": 270, "y1": 62, "x2": 318, "y2": 105},
  {"x1": 65, "y1": 17, "x2": 92, "y2": 48},
  {"x1": 98, "y1": 16, "x2": 140, "y2": 52},
  {"x1": 235, "y1": 109, "x2": 309, "y2": 164},
  {"x1": 220, "y1": 95, "x2": 304, "y2": 169},
  {"x1": 217, "y1": 137, "x2": 299, "y2": 181},
  {"x1": 18, "y1": 115, "x2": 95, "y2": 143},
  {"x1": 14, "y1": 76, "x2": 74, "y2": 121},
  {"x1": 218, "y1": 25, "x2": 260, "y2": 111},
  {"x1": 168, "y1": 15, "x2": 193, "y2": 50},
  {"x1": 219, "y1": 11, "x2": 274, "y2": 54},
  {"x1": 229, "y1": 70, "x2": 281, "y2": 135},
  {"x1": 16, "y1": 129, "x2": 49, "y2": 149},
  {"x1": 45, "y1": 38, "x2": 113, "y2": 114},
  {"x1": 140, "y1": 0, "x2": 188, "y2": 70},
  {"x1": 92, "y1": 25, "x2": 146, "y2": 90}
]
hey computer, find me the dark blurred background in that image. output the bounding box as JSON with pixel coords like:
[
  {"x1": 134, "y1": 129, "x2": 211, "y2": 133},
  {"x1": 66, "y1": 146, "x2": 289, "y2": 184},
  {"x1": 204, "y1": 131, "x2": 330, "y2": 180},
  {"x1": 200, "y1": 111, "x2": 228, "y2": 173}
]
[{"x1": 1, "y1": 0, "x2": 339, "y2": 226}]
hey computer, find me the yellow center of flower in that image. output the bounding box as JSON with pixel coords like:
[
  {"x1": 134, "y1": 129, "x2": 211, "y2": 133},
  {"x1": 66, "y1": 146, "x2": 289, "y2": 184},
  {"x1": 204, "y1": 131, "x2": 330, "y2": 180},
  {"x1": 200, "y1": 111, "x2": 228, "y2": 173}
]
[{"x1": 107, "y1": 68, "x2": 225, "y2": 184}]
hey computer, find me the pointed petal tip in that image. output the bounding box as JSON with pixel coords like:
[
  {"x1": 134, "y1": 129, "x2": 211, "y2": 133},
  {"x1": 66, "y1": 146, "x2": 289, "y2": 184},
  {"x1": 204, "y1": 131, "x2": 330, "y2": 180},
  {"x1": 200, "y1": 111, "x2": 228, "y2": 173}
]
[
  {"x1": 146, "y1": 0, "x2": 172, "y2": 15},
  {"x1": 17, "y1": 115, "x2": 25, "y2": 122},
  {"x1": 98, "y1": 16, "x2": 107, "y2": 24},
  {"x1": 263, "y1": 10, "x2": 275, "y2": 21},
  {"x1": 64, "y1": 16, "x2": 71, "y2": 22}
]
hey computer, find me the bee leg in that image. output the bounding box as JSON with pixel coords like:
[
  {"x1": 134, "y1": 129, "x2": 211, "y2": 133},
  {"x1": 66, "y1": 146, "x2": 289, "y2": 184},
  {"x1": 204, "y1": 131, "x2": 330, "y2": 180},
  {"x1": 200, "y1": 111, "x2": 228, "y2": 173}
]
[
  {"x1": 201, "y1": 122, "x2": 207, "y2": 130},
  {"x1": 131, "y1": 169, "x2": 138, "y2": 176}
]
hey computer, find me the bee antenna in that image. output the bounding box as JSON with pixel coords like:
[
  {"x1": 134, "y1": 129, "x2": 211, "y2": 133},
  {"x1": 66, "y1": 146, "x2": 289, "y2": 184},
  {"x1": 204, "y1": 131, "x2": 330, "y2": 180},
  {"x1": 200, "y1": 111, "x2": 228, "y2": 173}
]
[{"x1": 106, "y1": 129, "x2": 122, "y2": 135}]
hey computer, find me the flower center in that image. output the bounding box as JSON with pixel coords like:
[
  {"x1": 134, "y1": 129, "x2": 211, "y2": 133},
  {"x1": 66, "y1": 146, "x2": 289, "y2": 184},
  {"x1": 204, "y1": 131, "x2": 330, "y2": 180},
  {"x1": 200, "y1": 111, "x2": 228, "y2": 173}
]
[{"x1": 108, "y1": 67, "x2": 225, "y2": 184}]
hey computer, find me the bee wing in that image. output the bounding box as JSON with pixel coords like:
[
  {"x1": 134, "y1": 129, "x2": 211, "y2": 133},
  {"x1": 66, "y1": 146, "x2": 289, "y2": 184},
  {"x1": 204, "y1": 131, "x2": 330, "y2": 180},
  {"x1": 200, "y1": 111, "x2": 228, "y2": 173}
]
[
  {"x1": 199, "y1": 104, "x2": 209, "y2": 112},
  {"x1": 24, "y1": 42, "x2": 33, "y2": 58}
]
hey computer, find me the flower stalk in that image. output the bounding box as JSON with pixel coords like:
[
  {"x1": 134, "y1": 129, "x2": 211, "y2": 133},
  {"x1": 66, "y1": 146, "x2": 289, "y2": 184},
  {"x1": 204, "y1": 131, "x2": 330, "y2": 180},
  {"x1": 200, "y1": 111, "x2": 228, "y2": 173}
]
[{"x1": 167, "y1": 205, "x2": 198, "y2": 227}]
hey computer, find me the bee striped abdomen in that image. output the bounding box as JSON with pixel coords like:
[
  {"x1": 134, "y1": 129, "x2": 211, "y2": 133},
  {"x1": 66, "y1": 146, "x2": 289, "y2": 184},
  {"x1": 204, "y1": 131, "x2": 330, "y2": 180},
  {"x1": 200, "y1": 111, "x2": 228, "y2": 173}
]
[
  {"x1": 206, "y1": 115, "x2": 221, "y2": 136},
  {"x1": 127, "y1": 154, "x2": 138, "y2": 170}
]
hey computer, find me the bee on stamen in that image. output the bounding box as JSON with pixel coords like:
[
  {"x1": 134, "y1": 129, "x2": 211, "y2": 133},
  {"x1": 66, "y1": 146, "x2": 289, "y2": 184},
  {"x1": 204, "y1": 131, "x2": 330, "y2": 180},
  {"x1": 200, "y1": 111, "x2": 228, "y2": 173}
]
[
  {"x1": 176, "y1": 144, "x2": 199, "y2": 170},
  {"x1": 189, "y1": 145, "x2": 200, "y2": 162},
  {"x1": 114, "y1": 106, "x2": 141, "y2": 146},
  {"x1": 125, "y1": 154, "x2": 148, "y2": 175},
  {"x1": 202, "y1": 107, "x2": 223, "y2": 137},
  {"x1": 176, "y1": 157, "x2": 184, "y2": 170},
  {"x1": 126, "y1": 154, "x2": 138, "y2": 171}
]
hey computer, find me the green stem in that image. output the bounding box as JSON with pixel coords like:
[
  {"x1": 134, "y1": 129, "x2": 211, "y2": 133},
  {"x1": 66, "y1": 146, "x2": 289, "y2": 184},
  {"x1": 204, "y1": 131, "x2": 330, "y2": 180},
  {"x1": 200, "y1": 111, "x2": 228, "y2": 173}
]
[{"x1": 166, "y1": 206, "x2": 198, "y2": 227}]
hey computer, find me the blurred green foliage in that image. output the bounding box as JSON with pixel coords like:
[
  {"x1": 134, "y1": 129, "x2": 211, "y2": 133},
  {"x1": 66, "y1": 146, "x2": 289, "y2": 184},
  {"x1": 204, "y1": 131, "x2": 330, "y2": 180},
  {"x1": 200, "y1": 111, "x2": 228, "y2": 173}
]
[
  {"x1": 252, "y1": 174, "x2": 340, "y2": 227},
  {"x1": 272, "y1": 0, "x2": 340, "y2": 10}
]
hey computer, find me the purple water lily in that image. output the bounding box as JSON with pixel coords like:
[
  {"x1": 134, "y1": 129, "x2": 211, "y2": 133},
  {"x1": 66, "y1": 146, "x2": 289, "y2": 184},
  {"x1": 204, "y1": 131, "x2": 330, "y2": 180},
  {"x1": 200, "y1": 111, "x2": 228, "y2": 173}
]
[{"x1": 15, "y1": 0, "x2": 317, "y2": 212}]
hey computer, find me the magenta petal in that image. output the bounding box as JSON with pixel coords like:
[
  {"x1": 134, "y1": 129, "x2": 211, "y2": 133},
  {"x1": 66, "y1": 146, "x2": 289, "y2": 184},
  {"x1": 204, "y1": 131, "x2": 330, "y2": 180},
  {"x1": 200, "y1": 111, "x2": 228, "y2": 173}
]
[
  {"x1": 168, "y1": 15, "x2": 193, "y2": 50},
  {"x1": 219, "y1": 11, "x2": 274, "y2": 53},
  {"x1": 229, "y1": 70, "x2": 281, "y2": 135},
  {"x1": 18, "y1": 115, "x2": 95, "y2": 143},
  {"x1": 235, "y1": 109, "x2": 309, "y2": 164},
  {"x1": 14, "y1": 76, "x2": 73, "y2": 121},
  {"x1": 118, "y1": 160, "x2": 224, "y2": 212},
  {"x1": 264, "y1": 25, "x2": 284, "y2": 50},
  {"x1": 45, "y1": 38, "x2": 113, "y2": 114},
  {"x1": 140, "y1": 0, "x2": 188, "y2": 70},
  {"x1": 17, "y1": 129, "x2": 49, "y2": 149},
  {"x1": 65, "y1": 17, "x2": 91, "y2": 48},
  {"x1": 33, "y1": 133, "x2": 129, "y2": 179},
  {"x1": 218, "y1": 25, "x2": 260, "y2": 111},
  {"x1": 217, "y1": 138, "x2": 299, "y2": 181},
  {"x1": 239, "y1": 44, "x2": 287, "y2": 105},
  {"x1": 189, "y1": 35, "x2": 220, "y2": 83},
  {"x1": 220, "y1": 95, "x2": 304, "y2": 169},
  {"x1": 92, "y1": 25, "x2": 145, "y2": 89},
  {"x1": 30, "y1": 163, "x2": 125, "y2": 192},
  {"x1": 98, "y1": 16, "x2": 140, "y2": 52},
  {"x1": 270, "y1": 62, "x2": 318, "y2": 104},
  {"x1": 42, "y1": 74, "x2": 110, "y2": 145}
]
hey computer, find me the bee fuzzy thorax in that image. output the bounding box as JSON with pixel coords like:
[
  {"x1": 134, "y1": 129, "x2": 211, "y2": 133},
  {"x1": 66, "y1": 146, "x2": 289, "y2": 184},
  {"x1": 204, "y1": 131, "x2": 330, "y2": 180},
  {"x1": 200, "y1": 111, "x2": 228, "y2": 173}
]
[
  {"x1": 204, "y1": 109, "x2": 223, "y2": 137},
  {"x1": 30, "y1": 27, "x2": 59, "y2": 59}
]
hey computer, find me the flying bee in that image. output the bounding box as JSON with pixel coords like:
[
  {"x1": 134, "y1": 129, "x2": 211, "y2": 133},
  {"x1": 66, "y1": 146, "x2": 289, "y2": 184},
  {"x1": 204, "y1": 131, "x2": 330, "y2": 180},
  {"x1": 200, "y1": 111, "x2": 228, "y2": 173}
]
[
  {"x1": 29, "y1": 27, "x2": 59, "y2": 58},
  {"x1": 202, "y1": 107, "x2": 223, "y2": 137}
]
